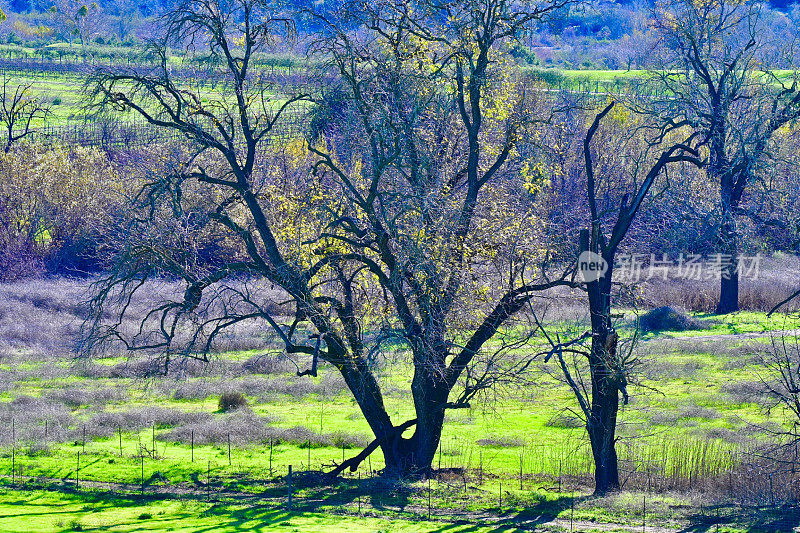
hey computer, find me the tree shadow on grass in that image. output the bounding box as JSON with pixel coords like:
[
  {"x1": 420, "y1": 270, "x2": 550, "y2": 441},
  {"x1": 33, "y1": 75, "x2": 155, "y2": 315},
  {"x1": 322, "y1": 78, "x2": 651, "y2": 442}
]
[
  {"x1": 262, "y1": 470, "x2": 414, "y2": 516},
  {"x1": 0, "y1": 489, "x2": 299, "y2": 532},
  {"x1": 202, "y1": 470, "x2": 582, "y2": 531},
  {"x1": 500, "y1": 493, "x2": 588, "y2": 530},
  {"x1": 187, "y1": 497, "x2": 581, "y2": 533},
  {"x1": 300, "y1": 472, "x2": 585, "y2": 530},
  {"x1": 0, "y1": 471, "x2": 585, "y2": 532},
  {"x1": 0, "y1": 490, "x2": 190, "y2": 532},
  {"x1": 679, "y1": 503, "x2": 800, "y2": 532}
]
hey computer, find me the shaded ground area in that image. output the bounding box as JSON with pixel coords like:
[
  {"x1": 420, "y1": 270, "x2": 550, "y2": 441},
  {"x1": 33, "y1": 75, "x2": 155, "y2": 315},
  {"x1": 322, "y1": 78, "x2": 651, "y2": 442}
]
[
  {"x1": 0, "y1": 476, "x2": 798, "y2": 532},
  {"x1": 0, "y1": 486, "x2": 672, "y2": 533}
]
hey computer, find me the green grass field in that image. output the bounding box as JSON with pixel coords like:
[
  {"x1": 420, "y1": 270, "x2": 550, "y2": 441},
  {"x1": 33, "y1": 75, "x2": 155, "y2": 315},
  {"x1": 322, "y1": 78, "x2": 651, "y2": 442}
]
[
  {"x1": 2, "y1": 74, "x2": 304, "y2": 130},
  {"x1": 1, "y1": 276, "x2": 799, "y2": 531},
  {"x1": 1, "y1": 52, "x2": 308, "y2": 131}
]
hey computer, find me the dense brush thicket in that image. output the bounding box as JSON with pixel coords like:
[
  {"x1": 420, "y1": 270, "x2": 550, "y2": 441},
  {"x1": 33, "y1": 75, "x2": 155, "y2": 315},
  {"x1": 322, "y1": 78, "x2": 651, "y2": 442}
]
[{"x1": 3, "y1": 132, "x2": 798, "y2": 288}]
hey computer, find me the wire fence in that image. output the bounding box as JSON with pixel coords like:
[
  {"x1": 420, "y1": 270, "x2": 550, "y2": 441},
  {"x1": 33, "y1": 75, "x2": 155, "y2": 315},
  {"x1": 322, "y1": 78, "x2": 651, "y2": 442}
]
[
  {"x1": 3, "y1": 431, "x2": 800, "y2": 531},
  {"x1": 24, "y1": 114, "x2": 312, "y2": 149},
  {"x1": 0, "y1": 56, "x2": 323, "y2": 83}
]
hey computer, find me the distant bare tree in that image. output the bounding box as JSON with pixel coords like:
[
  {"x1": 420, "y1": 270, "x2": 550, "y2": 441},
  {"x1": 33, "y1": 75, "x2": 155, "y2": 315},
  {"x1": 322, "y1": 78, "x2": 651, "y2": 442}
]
[
  {"x1": 650, "y1": 0, "x2": 800, "y2": 314},
  {"x1": 0, "y1": 77, "x2": 49, "y2": 153}
]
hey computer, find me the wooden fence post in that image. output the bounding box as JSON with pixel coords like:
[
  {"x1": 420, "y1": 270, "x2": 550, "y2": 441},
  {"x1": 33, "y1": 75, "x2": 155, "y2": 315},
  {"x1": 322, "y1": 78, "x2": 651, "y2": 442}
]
[{"x1": 287, "y1": 465, "x2": 293, "y2": 510}]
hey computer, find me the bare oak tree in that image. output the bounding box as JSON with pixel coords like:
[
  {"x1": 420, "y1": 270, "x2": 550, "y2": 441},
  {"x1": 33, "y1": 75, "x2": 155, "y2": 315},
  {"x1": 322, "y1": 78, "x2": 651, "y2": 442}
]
[
  {"x1": 542, "y1": 102, "x2": 701, "y2": 494},
  {"x1": 651, "y1": 0, "x2": 800, "y2": 313},
  {"x1": 85, "y1": 0, "x2": 572, "y2": 477}
]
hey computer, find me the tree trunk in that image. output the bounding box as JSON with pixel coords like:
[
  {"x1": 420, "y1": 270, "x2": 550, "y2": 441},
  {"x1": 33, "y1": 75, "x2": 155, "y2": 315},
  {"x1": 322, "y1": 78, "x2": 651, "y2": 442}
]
[
  {"x1": 373, "y1": 343, "x2": 451, "y2": 477},
  {"x1": 717, "y1": 267, "x2": 739, "y2": 314},
  {"x1": 716, "y1": 216, "x2": 739, "y2": 314},
  {"x1": 380, "y1": 419, "x2": 443, "y2": 477},
  {"x1": 335, "y1": 350, "x2": 448, "y2": 478},
  {"x1": 586, "y1": 260, "x2": 621, "y2": 495},
  {"x1": 337, "y1": 361, "x2": 398, "y2": 467},
  {"x1": 402, "y1": 365, "x2": 448, "y2": 476},
  {"x1": 588, "y1": 329, "x2": 620, "y2": 494}
]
